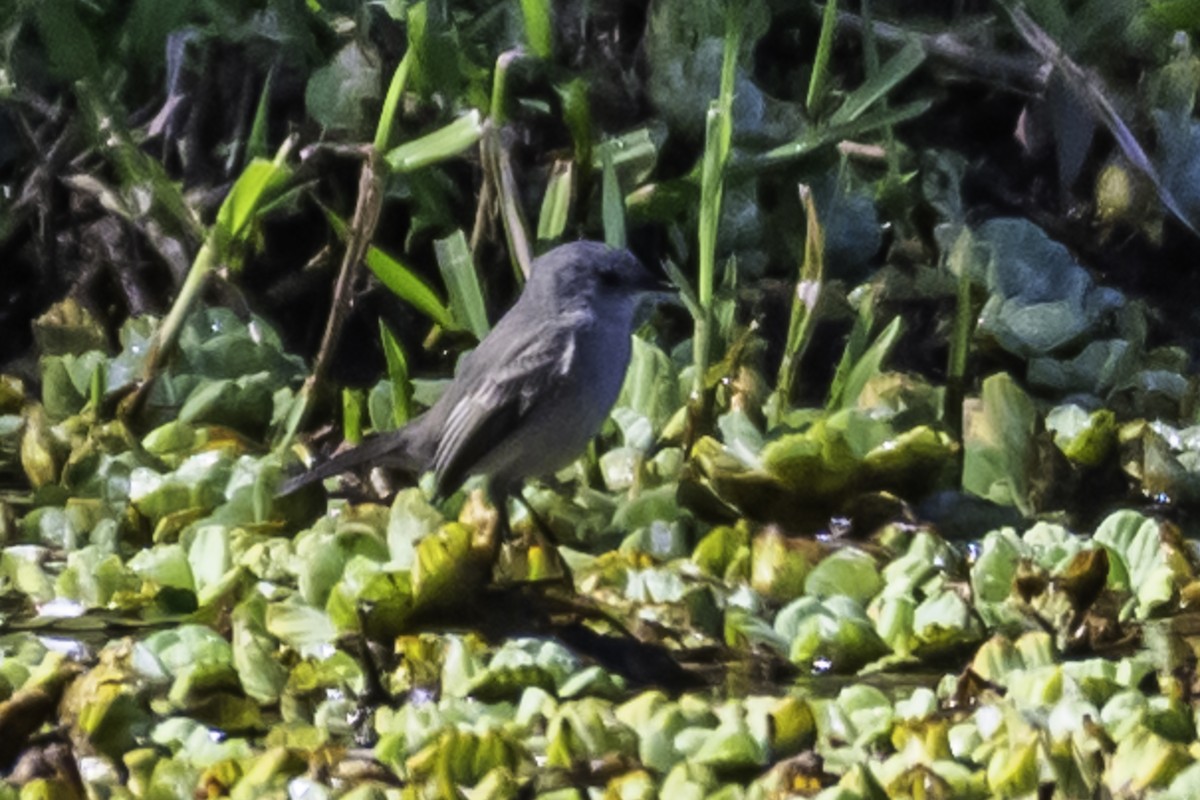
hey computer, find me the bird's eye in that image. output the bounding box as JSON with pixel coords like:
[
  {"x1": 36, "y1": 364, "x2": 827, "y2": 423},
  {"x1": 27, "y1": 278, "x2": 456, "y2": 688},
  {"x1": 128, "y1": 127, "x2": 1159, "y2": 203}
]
[{"x1": 599, "y1": 269, "x2": 621, "y2": 287}]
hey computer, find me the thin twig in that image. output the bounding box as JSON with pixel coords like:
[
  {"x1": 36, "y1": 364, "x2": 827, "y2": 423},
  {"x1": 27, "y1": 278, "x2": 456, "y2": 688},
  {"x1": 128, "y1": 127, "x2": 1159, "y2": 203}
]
[
  {"x1": 306, "y1": 146, "x2": 384, "y2": 394},
  {"x1": 998, "y1": 0, "x2": 1199, "y2": 237},
  {"x1": 835, "y1": 7, "x2": 1042, "y2": 88}
]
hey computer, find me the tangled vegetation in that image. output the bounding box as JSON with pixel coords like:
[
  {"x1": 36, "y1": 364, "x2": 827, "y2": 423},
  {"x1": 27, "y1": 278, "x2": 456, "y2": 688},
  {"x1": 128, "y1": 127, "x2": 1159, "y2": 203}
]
[{"x1": 4, "y1": 0, "x2": 1200, "y2": 797}]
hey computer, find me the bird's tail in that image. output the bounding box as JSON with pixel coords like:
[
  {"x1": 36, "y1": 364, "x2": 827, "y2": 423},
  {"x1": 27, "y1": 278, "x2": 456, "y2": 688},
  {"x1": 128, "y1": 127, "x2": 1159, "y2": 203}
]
[{"x1": 277, "y1": 428, "x2": 421, "y2": 496}]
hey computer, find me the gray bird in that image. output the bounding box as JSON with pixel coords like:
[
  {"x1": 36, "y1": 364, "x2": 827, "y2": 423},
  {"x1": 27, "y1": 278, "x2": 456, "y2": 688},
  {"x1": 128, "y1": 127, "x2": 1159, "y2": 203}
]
[{"x1": 280, "y1": 241, "x2": 664, "y2": 503}]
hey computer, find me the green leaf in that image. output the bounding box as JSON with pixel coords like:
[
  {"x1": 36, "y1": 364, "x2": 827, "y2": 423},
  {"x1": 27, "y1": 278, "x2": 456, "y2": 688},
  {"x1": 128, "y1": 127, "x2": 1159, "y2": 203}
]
[
  {"x1": 693, "y1": 523, "x2": 750, "y2": 577},
  {"x1": 617, "y1": 337, "x2": 681, "y2": 433},
  {"x1": 367, "y1": 381, "x2": 395, "y2": 433},
  {"x1": 804, "y1": 549, "x2": 882, "y2": 604},
  {"x1": 406, "y1": 0, "x2": 470, "y2": 102},
  {"x1": 1046, "y1": 404, "x2": 1117, "y2": 466},
  {"x1": 826, "y1": 294, "x2": 874, "y2": 410},
  {"x1": 961, "y1": 373, "x2": 1037, "y2": 515},
  {"x1": 775, "y1": 595, "x2": 889, "y2": 672},
  {"x1": 970, "y1": 529, "x2": 1022, "y2": 606},
  {"x1": 265, "y1": 598, "x2": 337, "y2": 652},
  {"x1": 306, "y1": 40, "x2": 381, "y2": 136},
  {"x1": 187, "y1": 524, "x2": 232, "y2": 598},
  {"x1": 750, "y1": 528, "x2": 815, "y2": 603},
  {"x1": 692, "y1": 721, "x2": 766, "y2": 769},
  {"x1": 1104, "y1": 728, "x2": 1191, "y2": 795},
  {"x1": 1094, "y1": 509, "x2": 1191, "y2": 618},
  {"x1": 33, "y1": 0, "x2": 100, "y2": 81},
  {"x1": 178, "y1": 375, "x2": 274, "y2": 434},
  {"x1": 987, "y1": 740, "x2": 1040, "y2": 796},
  {"x1": 41, "y1": 351, "x2": 106, "y2": 419},
  {"x1": 136, "y1": 625, "x2": 234, "y2": 678},
  {"x1": 231, "y1": 596, "x2": 287, "y2": 704},
  {"x1": 974, "y1": 218, "x2": 1123, "y2": 359},
  {"x1": 913, "y1": 589, "x2": 982, "y2": 651}
]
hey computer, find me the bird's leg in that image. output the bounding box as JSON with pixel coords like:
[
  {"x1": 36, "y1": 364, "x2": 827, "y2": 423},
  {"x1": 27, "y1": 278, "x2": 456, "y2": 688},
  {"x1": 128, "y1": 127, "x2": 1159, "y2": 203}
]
[
  {"x1": 513, "y1": 492, "x2": 560, "y2": 546},
  {"x1": 514, "y1": 492, "x2": 575, "y2": 589},
  {"x1": 351, "y1": 609, "x2": 392, "y2": 706},
  {"x1": 498, "y1": 498, "x2": 514, "y2": 544},
  {"x1": 484, "y1": 481, "x2": 574, "y2": 589}
]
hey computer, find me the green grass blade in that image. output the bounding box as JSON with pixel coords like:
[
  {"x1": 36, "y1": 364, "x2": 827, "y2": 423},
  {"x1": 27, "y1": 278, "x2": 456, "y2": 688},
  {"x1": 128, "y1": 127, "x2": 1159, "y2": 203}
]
[
  {"x1": 806, "y1": 0, "x2": 840, "y2": 114},
  {"x1": 827, "y1": 39, "x2": 925, "y2": 127},
  {"x1": 342, "y1": 388, "x2": 365, "y2": 444},
  {"x1": 947, "y1": 234, "x2": 974, "y2": 389},
  {"x1": 830, "y1": 314, "x2": 904, "y2": 411},
  {"x1": 602, "y1": 147, "x2": 626, "y2": 249},
  {"x1": 662, "y1": 258, "x2": 702, "y2": 321},
  {"x1": 385, "y1": 110, "x2": 484, "y2": 172},
  {"x1": 375, "y1": 51, "x2": 413, "y2": 151},
  {"x1": 490, "y1": 49, "x2": 521, "y2": 126},
  {"x1": 747, "y1": 99, "x2": 933, "y2": 170},
  {"x1": 214, "y1": 158, "x2": 292, "y2": 253},
  {"x1": 379, "y1": 320, "x2": 413, "y2": 427},
  {"x1": 861, "y1": 0, "x2": 880, "y2": 76},
  {"x1": 323, "y1": 210, "x2": 456, "y2": 330},
  {"x1": 434, "y1": 230, "x2": 490, "y2": 340},
  {"x1": 537, "y1": 160, "x2": 574, "y2": 242},
  {"x1": 692, "y1": 2, "x2": 741, "y2": 398},
  {"x1": 559, "y1": 78, "x2": 593, "y2": 169},
  {"x1": 247, "y1": 66, "x2": 274, "y2": 161},
  {"x1": 826, "y1": 293, "x2": 875, "y2": 410},
  {"x1": 77, "y1": 85, "x2": 201, "y2": 242},
  {"x1": 520, "y1": 0, "x2": 553, "y2": 59},
  {"x1": 946, "y1": 229, "x2": 977, "y2": 436},
  {"x1": 694, "y1": 103, "x2": 725, "y2": 397},
  {"x1": 364, "y1": 246, "x2": 456, "y2": 331},
  {"x1": 775, "y1": 185, "x2": 825, "y2": 409},
  {"x1": 592, "y1": 125, "x2": 665, "y2": 184},
  {"x1": 696, "y1": 106, "x2": 728, "y2": 308}
]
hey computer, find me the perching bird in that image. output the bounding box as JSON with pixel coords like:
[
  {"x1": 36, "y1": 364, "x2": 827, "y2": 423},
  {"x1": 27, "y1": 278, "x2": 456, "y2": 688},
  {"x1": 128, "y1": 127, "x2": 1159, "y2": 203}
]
[{"x1": 279, "y1": 241, "x2": 664, "y2": 503}]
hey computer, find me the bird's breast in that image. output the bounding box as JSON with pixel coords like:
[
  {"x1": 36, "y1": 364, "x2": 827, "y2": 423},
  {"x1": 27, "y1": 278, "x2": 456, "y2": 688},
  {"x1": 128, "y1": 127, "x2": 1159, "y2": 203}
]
[{"x1": 564, "y1": 316, "x2": 633, "y2": 415}]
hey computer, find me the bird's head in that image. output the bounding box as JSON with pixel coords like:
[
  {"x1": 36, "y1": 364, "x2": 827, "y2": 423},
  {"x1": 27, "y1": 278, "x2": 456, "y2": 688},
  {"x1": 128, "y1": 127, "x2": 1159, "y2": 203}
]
[{"x1": 528, "y1": 241, "x2": 666, "y2": 318}]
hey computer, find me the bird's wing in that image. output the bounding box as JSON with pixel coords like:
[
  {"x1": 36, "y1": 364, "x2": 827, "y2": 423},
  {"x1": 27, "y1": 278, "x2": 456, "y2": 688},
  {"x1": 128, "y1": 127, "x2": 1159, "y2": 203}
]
[{"x1": 430, "y1": 324, "x2": 576, "y2": 495}]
